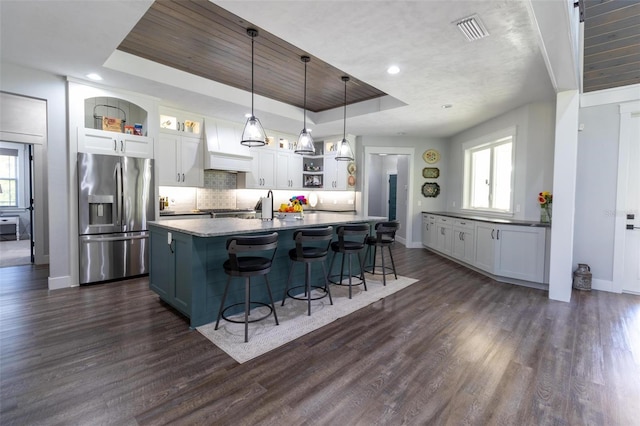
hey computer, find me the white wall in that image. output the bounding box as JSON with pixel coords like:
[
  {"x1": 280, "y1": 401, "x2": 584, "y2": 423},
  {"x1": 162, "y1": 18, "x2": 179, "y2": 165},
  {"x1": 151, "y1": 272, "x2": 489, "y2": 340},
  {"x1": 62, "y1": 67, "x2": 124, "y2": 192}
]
[
  {"x1": 0, "y1": 62, "x2": 68, "y2": 286},
  {"x1": 447, "y1": 102, "x2": 556, "y2": 221}
]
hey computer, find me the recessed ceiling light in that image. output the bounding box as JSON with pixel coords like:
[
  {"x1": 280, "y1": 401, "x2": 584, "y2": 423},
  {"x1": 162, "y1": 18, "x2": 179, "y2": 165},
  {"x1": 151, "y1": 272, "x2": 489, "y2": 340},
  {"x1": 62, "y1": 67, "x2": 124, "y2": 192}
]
[
  {"x1": 86, "y1": 73, "x2": 103, "y2": 81},
  {"x1": 387, "y1": 65, "x2": 400, "y2": 75},
  {"x1": 442, "y1": 104, "x2": 453, "y2": 109}
]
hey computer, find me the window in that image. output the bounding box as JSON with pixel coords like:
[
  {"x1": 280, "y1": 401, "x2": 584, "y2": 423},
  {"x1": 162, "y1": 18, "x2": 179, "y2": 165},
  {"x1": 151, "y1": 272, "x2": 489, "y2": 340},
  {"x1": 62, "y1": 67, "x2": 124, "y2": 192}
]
[
  {"x1": 463, "y1": 130, "x2": 514, "y2": 213},
  {"x1": 0, "y1": 147, "x2": 19, "y2": 207}
]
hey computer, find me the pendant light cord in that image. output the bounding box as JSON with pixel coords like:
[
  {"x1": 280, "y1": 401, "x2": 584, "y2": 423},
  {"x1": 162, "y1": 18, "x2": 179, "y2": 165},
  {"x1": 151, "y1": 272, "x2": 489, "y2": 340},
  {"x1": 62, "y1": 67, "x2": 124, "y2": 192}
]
[
  {"x1": 343, "y1": 79, "x2": 347, "y2": 138},
  {"x1": 303, "y1": 60, "x2": 307, "y2": 131},
  {"x1": 251, "y1": 36, "x2": 255, "y2": 116}
]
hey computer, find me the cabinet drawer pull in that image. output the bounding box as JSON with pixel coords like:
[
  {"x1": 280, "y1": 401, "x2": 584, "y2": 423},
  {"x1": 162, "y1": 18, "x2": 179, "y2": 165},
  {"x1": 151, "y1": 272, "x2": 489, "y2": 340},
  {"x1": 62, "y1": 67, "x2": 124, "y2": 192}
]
[
  {"x1": 114, "y1": 139, "x2": 117, "y2": 151},
  {"x1": 496, "y1": 229, "x2": 500, "y2": 240},
  {"x1": 120, "y1": 140, "x2": 124, "y2": 152},
  {"x1": 491, "y1": 229, "x2": 495, "y2": 239},
  {"x1": 176, "y1": 173, "x2": 180, "y2": 182},
  {"x1": 182, "y1": 173, "x2": 185, "y2": 182}
]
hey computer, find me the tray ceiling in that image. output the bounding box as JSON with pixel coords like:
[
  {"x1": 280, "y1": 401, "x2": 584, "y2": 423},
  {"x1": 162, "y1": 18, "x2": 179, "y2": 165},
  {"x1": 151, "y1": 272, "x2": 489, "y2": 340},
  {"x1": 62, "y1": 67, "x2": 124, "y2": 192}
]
[{"x1": 118, "y1": 0, "x2": 387, "y2": 113}]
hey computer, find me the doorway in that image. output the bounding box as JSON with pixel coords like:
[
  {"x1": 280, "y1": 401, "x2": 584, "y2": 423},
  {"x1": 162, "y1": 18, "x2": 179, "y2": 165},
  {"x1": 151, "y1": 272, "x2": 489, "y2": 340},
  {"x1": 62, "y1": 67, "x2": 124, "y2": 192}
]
[
  {"x1": 0, "y1": 141, "x2": 35, "y2": 267},
  {"x1": 363, "y1": 147, "x2": 415, "y2": 246}
]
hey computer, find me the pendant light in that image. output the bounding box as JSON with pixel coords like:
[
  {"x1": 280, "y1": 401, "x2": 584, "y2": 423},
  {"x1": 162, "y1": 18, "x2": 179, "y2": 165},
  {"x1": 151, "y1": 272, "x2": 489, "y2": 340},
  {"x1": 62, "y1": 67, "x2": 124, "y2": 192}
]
[
  {"x1": 241, "y1": 28, "x2": 267, "y2": 147},
  {"x1": 294, "y1": 55, "x2": 315, "y2": 155},
  {"x1": 335, "y1": 76, "x2": 354, "y2": 161}
]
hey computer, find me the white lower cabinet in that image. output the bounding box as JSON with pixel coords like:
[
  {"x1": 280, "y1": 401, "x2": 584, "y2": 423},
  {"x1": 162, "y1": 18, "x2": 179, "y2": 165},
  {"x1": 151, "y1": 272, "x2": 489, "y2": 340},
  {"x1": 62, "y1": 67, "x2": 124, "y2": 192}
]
[
  {"x1": 426, "y1": 214, "x2": 548, "y2": 285},
  {"x1": 474, "y1": 222, "x2": 497, "y2": 273},
  {"x1": 158, "y1": 133, "x2": 203, "y2": 187},
  {"x1": 494, "y1": 225, "x2": 546, "y2": 282},
  {"x1": 422, "y1": 214, "x2": 436, "y2": 248},
  {"x1": 435, "y1": 217, "x2": 453, "y2": 255},
  {"x1": 452, "y1": 219, "x2": 475, "y2": 264}
]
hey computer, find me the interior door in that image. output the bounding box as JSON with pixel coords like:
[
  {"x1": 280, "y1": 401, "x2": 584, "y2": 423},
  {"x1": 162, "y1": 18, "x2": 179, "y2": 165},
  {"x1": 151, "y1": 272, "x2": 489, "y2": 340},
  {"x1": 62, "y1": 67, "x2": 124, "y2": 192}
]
[
  {"x1": 622, "y1": 114, "x2": 639, "y2": 294},
  {"x1": 388, "y1": 174, "x2": 397, "y2": 220},
  {"x1": 28, "y1": 144, "x2": 34, "y2": 263}
]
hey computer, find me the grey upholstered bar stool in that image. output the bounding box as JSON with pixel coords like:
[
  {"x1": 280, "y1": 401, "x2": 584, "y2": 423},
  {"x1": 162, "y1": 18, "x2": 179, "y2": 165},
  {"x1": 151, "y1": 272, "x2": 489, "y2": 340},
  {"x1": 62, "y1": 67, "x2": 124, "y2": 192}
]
[
  {"x1": 281, "y1": 226, "x2": 334, "y2": 316},
  {"x1": 327, "y1": 223, "x2": 369, "y2": 299},
  {"x1": 215, "y1": 232, "x2": 279, "y2": 343},
  {"x1": 364, "y1": 221, "x2": 400, "y2": 286}
]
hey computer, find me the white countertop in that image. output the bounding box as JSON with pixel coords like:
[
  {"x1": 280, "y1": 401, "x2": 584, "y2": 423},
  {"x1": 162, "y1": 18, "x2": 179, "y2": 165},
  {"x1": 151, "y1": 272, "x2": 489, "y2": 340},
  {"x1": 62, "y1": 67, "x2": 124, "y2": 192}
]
[{"x1": 149, "y1": 213, "x2": 386, "y2": 238}]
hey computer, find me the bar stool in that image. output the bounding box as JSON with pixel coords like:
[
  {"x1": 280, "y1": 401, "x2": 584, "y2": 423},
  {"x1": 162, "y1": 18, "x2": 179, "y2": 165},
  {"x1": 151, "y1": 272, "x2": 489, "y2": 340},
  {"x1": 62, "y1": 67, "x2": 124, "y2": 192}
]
[
  {"x1": 215, "y1": 232, "x2": 279, "y2": 343},
  {"x1": 364, "y1": 221, "x2": 400, "y2": 286},
  {"x1": 281, "y1": 226, "x2": 334, "y2": 316},
  {"x1": 327, "y1": 223, "x2": 369, "y2": 299}
]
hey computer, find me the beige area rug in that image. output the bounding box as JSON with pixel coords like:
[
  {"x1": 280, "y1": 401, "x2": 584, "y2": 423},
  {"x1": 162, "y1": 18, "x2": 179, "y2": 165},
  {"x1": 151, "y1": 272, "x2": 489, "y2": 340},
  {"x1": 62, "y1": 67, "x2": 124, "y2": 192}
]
[{"x1": 197, "y1": 274, "x2": 418, "y2": 363}]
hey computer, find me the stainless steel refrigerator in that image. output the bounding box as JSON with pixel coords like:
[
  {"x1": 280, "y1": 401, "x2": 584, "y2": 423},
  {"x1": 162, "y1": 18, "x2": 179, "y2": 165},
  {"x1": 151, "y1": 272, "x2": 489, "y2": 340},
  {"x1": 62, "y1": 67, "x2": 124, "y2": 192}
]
[{"x1": 77, "y1": 152, "x2": 154, "y2": 284}]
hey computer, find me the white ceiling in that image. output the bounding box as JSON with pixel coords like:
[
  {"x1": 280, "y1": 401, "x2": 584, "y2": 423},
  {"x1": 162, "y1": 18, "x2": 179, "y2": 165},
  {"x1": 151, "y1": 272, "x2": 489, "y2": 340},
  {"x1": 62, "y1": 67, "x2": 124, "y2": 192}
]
[{"x1": 0, "y1": 0, "x2": 557, "y2": 139}]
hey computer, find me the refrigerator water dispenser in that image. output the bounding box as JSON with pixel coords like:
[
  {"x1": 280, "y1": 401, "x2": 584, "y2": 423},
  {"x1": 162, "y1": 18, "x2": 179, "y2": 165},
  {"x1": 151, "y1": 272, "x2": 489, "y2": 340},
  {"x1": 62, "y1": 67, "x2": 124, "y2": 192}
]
[{"x1": 88, "y1": 195, "x2": 114, "y2": 226}]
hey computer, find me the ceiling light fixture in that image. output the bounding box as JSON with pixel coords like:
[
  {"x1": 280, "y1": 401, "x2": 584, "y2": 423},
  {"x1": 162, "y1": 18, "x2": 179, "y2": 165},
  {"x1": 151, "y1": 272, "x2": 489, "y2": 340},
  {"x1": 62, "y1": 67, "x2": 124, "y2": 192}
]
[
  {"x1": 240, "y1": 28, "x2": 267, "y2": 147},
  {"x1": 335, "y1": 76, "x2": 354, "y2": 162},
  {"x1": 294, "y1": 55, "x2": 314, "y2": 155},
  {"x1": 86, "y1": 73, "x2": 102, "y2": 81},
  {"x1": 387, "y1": 65, "x2": 400, "y2": 75}
]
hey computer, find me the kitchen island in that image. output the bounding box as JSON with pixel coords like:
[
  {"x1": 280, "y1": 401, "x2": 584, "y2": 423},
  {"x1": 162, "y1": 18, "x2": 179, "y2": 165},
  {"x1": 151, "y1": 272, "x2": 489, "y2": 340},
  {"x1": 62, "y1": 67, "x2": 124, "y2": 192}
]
[{"x1": 148, "y1": 213, "x2": 384, "y2": 328}]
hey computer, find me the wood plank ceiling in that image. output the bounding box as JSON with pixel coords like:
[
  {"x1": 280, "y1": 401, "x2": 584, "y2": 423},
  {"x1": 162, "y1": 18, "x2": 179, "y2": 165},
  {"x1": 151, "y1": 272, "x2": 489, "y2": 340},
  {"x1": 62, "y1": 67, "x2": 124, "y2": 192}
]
[
  {"x1": 117, "y1": 0, "x2": 387, "y2": 112},
  {"x1": 583, "y1": 0, "x2": 640, "y2": 92}
]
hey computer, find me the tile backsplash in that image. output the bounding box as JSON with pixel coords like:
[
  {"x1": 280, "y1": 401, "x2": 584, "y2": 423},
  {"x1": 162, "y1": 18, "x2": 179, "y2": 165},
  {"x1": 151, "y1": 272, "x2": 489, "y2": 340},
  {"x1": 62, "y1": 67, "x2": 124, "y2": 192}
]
[
  {"x1": 159, "y1": 170, "x2": 357, "y2": 212},
  {"x1": 159, "y1": 170, "x2": 237, "y2": 211}
]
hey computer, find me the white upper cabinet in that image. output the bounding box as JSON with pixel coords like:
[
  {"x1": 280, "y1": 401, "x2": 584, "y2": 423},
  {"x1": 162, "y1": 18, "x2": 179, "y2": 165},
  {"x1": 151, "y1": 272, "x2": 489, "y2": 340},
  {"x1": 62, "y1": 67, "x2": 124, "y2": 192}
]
[
  {"x1": 160, "y1": 107, "x2": 202, "y2": 136},
  {"x1": 78, "y1": 128, "x2": 153, "y2": 158},
  {"x1": 75, "y1": 94, "x2": 154, "y2": 158},
  {"x1": 276, "y1": 150, "x2": 303, "y2": 189},
  {"x1": 158, "y1": 133, "x2": 203, "y2": 187}
]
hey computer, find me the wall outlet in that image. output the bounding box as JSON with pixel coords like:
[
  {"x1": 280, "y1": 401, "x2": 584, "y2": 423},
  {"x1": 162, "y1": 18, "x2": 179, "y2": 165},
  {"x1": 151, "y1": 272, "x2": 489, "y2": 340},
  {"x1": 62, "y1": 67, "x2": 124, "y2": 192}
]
[
  {"x1": 333, "y1": 199, "x2": 337, "y2": 204},
  {"x1": 348, "y1": 199, "x2": 354, "y2": 204},
  {"x1": 167, "y1": 232, "x2": 172, "y2": 245},
  {"x1": 516, "y1": 204, "x2": 521, "y2": 213},
  {"x1": 417, "y1": 200, "x2": 421, "y2": 206},
  {"x1": 170, "y1": 198, "x2": 176, "y2": 206},
  {"x1": 452, "y1": 201, "x2": 456, "y2": 207}
]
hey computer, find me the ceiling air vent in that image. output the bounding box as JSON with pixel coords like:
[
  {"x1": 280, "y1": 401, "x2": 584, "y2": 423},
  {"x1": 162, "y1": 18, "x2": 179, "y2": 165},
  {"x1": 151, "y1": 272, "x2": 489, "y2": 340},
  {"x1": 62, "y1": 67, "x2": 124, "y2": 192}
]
[{"x1": 455, "y1": 14, "x2": 489, "y2": 41}]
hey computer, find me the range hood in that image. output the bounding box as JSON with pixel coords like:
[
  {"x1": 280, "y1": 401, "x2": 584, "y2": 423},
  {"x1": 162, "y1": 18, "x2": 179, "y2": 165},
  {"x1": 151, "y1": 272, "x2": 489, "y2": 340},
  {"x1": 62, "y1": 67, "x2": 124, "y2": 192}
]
[{"x1": 204, "y1": 118, "x2": 252, "y2": 172}]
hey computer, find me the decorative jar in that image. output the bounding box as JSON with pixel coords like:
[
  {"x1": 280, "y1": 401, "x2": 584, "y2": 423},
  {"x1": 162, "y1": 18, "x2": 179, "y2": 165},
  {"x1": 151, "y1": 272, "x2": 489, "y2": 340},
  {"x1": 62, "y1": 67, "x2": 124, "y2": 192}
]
[{"x1": 573, "y1": 263, "x2": 592, "y2": 291}]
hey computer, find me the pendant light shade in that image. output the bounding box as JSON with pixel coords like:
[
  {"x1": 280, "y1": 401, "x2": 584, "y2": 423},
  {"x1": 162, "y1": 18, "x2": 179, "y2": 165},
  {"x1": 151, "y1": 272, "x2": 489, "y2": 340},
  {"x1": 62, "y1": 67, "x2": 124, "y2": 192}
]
[
  {"x1": 295, "y1": 55, "x2": 315, "y2": 155},
  {"x1": 335, "y1": 76, "x2": 354, "y2": 161},
  {"x1": 241, "y1": 28, "x2": 267, "y2": 147}
]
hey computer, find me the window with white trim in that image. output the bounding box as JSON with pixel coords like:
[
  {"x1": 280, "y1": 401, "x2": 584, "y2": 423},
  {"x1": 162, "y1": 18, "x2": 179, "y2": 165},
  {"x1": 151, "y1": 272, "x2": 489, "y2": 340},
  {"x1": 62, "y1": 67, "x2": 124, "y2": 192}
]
[
  {"x1": 463, "y1": 131, "x2": 514, "y2": 213},
  {"x1": 0, "y1": 147, "x2": 19, "y2": 207}
]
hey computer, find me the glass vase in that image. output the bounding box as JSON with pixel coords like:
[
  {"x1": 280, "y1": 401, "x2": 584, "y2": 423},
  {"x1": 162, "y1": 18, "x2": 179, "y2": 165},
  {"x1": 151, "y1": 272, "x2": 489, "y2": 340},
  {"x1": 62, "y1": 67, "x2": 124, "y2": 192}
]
[{"x1": 540, "y1": 205, "x2": 551, "y2": 223}]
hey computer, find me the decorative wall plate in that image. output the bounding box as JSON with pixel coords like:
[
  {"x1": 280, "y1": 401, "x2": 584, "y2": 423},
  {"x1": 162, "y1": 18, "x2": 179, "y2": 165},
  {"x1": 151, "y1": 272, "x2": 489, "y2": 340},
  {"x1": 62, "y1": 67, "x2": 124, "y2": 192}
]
[
  {"x1": 422, "y1": 149, "x2": 440, "y2": 164},
  {"x1": 348, "y1": 175, "x2": 356, "y2": 187},
  {"x1": 422, "y1": 167, "x2": 440, "y2": 178},
  {"x1": 347, "y1": 162, "x2": 356, "y2": 175},
  {"x1": 422, "y1": 182, "x2": 440, "y2": 198}
]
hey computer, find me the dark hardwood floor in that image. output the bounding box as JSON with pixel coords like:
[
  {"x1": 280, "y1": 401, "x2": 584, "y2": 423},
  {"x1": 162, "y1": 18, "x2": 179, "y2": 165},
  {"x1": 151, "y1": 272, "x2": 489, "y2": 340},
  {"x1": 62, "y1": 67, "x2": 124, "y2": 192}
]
[{"x1": 1, "y1": 247, "x2": 639, "y2": 425}]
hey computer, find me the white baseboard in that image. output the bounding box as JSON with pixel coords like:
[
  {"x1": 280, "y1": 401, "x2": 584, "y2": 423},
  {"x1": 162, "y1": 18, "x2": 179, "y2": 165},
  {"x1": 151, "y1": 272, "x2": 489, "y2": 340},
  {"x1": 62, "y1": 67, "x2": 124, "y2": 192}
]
[
  {"x1": 590, "y1": 278, "x2": 617, "y2": 293},
  {"x1": 48, "y1": 274, "x2": 74, "y2": 290}
]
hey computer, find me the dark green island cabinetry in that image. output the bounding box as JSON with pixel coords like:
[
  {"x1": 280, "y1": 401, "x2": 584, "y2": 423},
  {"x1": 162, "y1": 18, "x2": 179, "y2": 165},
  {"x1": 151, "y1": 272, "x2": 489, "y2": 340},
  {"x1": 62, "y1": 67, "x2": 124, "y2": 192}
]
[{"x1": 148, "y1": 214, "x2": 383, "y2": 328}]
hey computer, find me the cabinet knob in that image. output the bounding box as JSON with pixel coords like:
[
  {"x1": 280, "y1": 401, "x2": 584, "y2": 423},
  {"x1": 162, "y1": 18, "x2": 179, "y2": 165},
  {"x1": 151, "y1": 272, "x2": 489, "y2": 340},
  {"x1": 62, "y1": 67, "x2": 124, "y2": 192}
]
[{"x1": 177, "y1": 173, "x2": 180, "y2": 182}]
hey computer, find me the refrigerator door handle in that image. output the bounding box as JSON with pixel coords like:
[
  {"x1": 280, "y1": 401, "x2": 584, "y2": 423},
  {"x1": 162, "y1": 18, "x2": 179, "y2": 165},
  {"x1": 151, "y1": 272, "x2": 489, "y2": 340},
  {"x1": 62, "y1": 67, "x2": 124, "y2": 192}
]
[
  {"x1": 116, "y1": 162, "x2": 122, "y2": 226},
  {"x1": 80, "y1": 233, "x2": 148, "y2": 243}
]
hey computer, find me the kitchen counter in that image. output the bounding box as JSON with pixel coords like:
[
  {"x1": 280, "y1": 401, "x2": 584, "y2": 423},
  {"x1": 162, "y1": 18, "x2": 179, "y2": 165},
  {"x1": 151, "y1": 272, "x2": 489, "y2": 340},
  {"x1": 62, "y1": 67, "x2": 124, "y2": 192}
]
[
  {"x1": 148, "y1": 213, "x2": 385, "y2": 328},
  {"x1": 149, "y1": 213, "x2": 376, "y2": 237},
  {"x1": 422, "y1": 211, "x2": 550, "y2": 227}
]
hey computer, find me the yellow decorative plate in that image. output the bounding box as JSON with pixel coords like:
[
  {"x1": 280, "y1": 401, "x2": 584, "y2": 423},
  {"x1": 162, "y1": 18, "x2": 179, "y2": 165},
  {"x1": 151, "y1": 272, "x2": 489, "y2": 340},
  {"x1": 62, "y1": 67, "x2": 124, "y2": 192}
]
[
  {"x1": 423, "y1": 149, "x2": 440, "y2": 164},
  {"x1": 347, "y1": 162, "x2": 356, "y2": 175}
]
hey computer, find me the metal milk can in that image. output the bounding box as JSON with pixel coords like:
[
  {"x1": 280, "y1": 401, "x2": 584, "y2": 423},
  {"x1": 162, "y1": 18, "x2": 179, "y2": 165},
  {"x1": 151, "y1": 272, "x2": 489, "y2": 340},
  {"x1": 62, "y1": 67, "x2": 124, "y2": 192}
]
[{"x1": 573, "y1": 263, "x2": 592, "y2": 291}]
